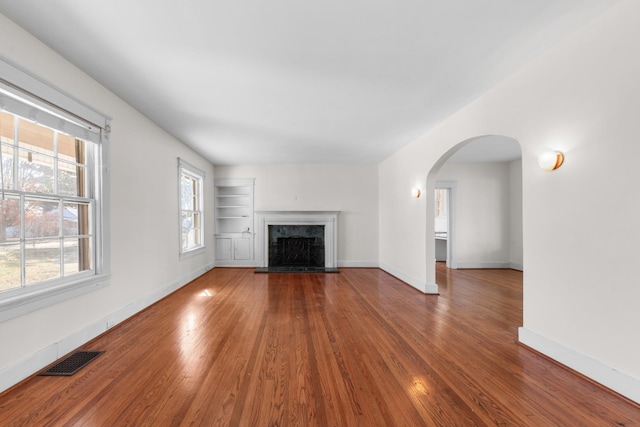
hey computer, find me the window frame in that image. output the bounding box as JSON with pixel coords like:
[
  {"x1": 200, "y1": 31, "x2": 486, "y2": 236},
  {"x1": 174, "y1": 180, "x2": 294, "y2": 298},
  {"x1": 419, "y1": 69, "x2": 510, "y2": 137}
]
[
  {"x1": 178, "y1": 158, "x2": 205, "y2": 259},
  {"x1": 0, "y1": 56, "x2": 111, "y2": 323}
]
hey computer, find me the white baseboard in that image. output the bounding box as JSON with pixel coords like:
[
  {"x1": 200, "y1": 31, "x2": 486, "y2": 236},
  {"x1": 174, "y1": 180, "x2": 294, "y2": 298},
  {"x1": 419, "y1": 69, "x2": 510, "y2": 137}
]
[
  {"x1": 215, "y1": 261, "x2": 380, "y2": 268},
  {"x1": 518, "y1": 327, "x2": 640, "y2": 404},
  {"x1": 424, "y1": 283, "x2": 439, "y2": 294},
  {"x1": 214, "y1": 260, "x2": 259, "y2": 267},
  {"x1": 509, "y1": 262, "x2": 524, "y2": 271},
  {"x1": 379, "y1": 263, "x2": 439, "y2": 294},
  {"x1": 456, "y1": 261, "x2": 511, "y2": 269},
  {"x1": 0, "y1": 262, "x2": 215, "y2": 394},
  {"x1": 338, "y1": 260, "x2": 379, "y2": 268}
]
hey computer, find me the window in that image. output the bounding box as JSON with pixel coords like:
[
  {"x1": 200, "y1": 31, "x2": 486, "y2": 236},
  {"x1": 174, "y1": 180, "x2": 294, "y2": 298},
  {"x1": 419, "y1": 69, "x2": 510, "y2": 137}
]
[
  {"x1": 178, "y1": 158, "x2": 204, "y2": 258},
  {"x1": 0, "y1": 58, "x2": 110, "y2": 322}
]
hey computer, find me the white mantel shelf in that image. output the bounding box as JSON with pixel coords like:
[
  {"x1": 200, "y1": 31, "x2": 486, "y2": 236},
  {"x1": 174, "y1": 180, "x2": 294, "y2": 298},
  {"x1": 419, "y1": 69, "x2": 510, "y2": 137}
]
[{"x1": 255, "y1": 211, "x2": 339, "y2": 268}]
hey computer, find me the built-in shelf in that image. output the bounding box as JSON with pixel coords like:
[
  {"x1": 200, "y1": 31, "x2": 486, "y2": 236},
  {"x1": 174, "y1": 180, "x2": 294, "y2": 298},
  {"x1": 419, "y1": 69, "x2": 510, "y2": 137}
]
[{"x1": 214, "y1": 178, "x2": 255, "y2": 266}]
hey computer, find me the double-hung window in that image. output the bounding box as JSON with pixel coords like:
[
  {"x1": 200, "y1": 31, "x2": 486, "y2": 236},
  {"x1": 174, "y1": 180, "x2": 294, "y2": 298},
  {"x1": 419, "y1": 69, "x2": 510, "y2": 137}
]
[
  {"x1": 0, "y1": 58, "x2": 110, "y2": 321},
  {"x1": 178, "y1": 158, "x2": 205, "y2": 258}
]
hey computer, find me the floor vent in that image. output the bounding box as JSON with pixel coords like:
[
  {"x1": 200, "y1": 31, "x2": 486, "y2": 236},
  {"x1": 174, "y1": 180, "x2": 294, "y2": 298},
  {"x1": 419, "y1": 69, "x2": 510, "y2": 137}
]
[{"x1": 39, "y1": 351, "x2": 105, "y2": 376}]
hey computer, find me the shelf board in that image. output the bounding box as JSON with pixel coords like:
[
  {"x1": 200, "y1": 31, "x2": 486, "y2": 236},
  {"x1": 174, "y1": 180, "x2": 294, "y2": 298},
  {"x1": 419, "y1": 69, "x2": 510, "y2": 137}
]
[{"x1": 218, "y1": 216, "x2": 250, "y2": 219}]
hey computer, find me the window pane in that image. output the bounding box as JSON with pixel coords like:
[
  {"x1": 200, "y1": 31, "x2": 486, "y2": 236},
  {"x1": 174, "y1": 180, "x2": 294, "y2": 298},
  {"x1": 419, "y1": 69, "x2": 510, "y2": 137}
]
[
  {"x1": 187, "y1": 229, "x2": 195, "y2": 248},
  {"x1": 0, "y1": 111, "x2": 15, "y2": 144},
  {"x1": 181, "y1": 210, "x2": 200, "y2": 251},
  {"x1": 181, "y1": 175, "x2": 194, "y2": 210},
  {"x1": 77, "y1": 203, "x2": 90, "y2": 235},
  {"x1": 63, "y1": 202, "x2": 79, "y2": 236},
  {"x1": 183, "y1": 228, "x2": 200, "y2": 250},
  {"x1": 58, "y1": 134, "x2": 85, "y2": 165},
  {"x1": 18, "y1": 149, "x2": 54, "y2": 193},
  {"x1": 62, "y1": 202, "x2": 90, "y2": 237},
  {"x1": 192, "y1": 227, "x2": 201, "y2": 247},
  {"x1": 18, "y1": 118, "x2": 54, "y2": 153},
  {"x1": 25, "y1": 239, "x2": 61, "y2": 285},
  {"x1": 64, "y1": 237, "x2": 91, "y2": 275},
  {"x1": 1, "y1": 143, "x2": 15, "y2": 190},
  {"x1": 181, "y1": 231, "x2": 189, "y2": 251},
  {"x1": 0, "y1": 243, "x2": 21, "y2": 292},
  {"x1": 0, "y1": 196, "x2": 21, "y2": 241},
  {"x1": 193, "y1": 212, "x2": 201, "y2": 228},
  {"x1": 181, "y1": 211, "x2": 193, "y2": 233},
  {"x1": 25, "y1": 199, "x2": 59, "y2": 238},
  {"x1": 59, "y1": 161, "x2": 86, "y2": 196}
]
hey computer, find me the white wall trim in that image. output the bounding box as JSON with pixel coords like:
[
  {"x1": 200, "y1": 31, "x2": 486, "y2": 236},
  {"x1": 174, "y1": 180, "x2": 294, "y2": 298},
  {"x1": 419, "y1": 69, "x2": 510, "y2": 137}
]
[
  {"x1": 215, "y1": 261, "x2": 260, "y2": 267},
  {"x1": 338, "y1": 261, "x2": 379, "y2": 268},
  {"x1": 456, "y1": 262, "x2": 512, "y2": 269},
  {"x1": 379, "y1": 263, "x2": 439, "y2": 294},
  {"x1": 509, "y1": 262, "x2": 524, "y2": 271},
  {"x1": 215, "y1": 260, "x2": 380, "y2": 268},
  {"x1": 0, "y1": 262, "x2": 215, "y2": 394},
  {"x1": 423, "y1": 282, "x2": 439, "y2": 294},
  {"x1": 518, "y1": 327, "x2": 640, "y2": 404}
]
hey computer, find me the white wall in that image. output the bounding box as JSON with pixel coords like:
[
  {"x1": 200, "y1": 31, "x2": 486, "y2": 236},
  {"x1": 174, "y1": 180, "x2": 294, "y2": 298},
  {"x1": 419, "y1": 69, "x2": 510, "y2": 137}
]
[
  {"x1": 435, "y1": 162, "x2": 513, "y2": 269},
  {"x1": 0, "y1": 14, "x2": 215, "y2": 391},
  {"x1": 379, "y1": 0, "x2": 640, "y2": 401},
  {"x1": 509, "y1": 160, "x2": 523, "y2": 270},
  {"x1": 215, "y1": 164, "x2": 378, "y2": 266}
]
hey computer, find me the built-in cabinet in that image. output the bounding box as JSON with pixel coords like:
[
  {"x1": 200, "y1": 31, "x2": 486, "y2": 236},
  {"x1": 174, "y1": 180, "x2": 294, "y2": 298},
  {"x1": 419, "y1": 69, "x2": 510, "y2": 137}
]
[
  {"x1": 214, "y1": 178, "x2": 255, "y2": 265},
  {"x1": 215, "y1": 237, "x2": 251, "y2": 261}
]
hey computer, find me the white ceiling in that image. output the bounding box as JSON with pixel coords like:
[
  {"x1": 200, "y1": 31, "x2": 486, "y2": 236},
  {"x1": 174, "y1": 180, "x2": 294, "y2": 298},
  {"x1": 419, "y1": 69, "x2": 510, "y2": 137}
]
[{"x1": 0, "y1": 0, "x2": 618, "y2": 165}]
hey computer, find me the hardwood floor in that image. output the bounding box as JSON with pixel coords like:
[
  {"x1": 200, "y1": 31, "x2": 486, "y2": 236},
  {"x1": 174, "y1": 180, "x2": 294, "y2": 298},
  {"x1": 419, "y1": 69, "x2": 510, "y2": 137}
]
[{"x1": 1, "y1": 265, "x2": 638, "y2": 426}]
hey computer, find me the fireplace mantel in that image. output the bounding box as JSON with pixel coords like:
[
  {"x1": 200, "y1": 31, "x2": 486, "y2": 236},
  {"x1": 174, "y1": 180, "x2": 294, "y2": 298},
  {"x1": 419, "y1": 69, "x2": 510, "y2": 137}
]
[{"x1": 255, "y1": 211, "x2": 338, "y2": 268}]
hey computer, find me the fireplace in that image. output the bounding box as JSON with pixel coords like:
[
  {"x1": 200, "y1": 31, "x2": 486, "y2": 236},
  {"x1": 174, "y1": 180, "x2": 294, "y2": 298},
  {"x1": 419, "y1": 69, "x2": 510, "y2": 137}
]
[
  {"x1": 268, "y1": 225, "x2": 325, "y2": 268},
  {"x1": 255, "y1": 211, "x2": 338, "y2": 272}
]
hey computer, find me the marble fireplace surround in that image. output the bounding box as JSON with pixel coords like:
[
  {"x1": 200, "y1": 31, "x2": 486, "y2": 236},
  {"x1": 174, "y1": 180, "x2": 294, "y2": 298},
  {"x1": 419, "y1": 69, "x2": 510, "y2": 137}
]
[{"x1": 255, "y1": 211, "x2": 338, "y2": 268}]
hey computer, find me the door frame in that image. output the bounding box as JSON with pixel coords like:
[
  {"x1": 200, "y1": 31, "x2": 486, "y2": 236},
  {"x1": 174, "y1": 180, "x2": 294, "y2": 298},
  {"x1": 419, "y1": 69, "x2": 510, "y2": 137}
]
[{"x1": 435, "y1": 180, "x2": 457, "y2": 269}]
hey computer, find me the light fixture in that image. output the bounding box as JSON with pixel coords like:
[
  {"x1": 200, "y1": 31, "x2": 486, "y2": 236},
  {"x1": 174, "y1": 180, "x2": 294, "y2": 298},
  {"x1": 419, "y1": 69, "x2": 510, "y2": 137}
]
[
  {"x1": 411, "y1": 187, "x2": 421, "y2": 198},
  {"x1": 538, "y1": 150, "x2": 564, "y2": 171}
]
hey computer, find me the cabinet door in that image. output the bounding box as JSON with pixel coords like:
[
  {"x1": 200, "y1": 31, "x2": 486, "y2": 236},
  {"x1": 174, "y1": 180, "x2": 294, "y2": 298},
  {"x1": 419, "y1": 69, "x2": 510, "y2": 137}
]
[
  {"x1": 234, "y1": 238, "x2": 251, "y2": 260},
  {"x1": 215, "y1": 238, "x2": 232, "y2": 260}
]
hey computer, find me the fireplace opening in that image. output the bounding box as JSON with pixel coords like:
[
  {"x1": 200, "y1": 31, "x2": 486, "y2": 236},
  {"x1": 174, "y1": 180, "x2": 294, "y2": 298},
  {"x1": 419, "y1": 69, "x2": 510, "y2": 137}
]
[
  {"x1": 254, "y1": 211, "x2": 339, "y2": 273},
  {"x1": 268, "y1": 225, "x2": 324, "y2": 268}
]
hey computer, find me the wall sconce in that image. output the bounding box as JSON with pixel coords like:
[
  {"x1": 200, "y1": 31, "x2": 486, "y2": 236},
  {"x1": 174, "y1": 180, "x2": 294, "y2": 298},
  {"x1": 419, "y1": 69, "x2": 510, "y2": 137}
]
[
  {"x1": 411, "y1": 187, "x2": 422, "y2": 198},
  {"x1": 538, "y1": 150, "x2": 564, "y2": 171}
]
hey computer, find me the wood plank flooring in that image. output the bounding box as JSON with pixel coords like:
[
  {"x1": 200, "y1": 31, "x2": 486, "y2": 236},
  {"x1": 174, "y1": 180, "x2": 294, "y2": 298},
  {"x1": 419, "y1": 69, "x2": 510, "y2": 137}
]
[{"x1": 1, "y1": 265, "x2": 638, "y2": 426}]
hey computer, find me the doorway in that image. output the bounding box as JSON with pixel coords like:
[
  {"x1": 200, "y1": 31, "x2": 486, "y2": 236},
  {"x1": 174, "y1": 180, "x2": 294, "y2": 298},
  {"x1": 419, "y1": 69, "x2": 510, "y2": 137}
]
[
  {"x1": 434, "y1": 182, "x2": 456, "y2": 269},
  {"x1": 426, "y1": 135, "x2": 522, "y2": 283}
]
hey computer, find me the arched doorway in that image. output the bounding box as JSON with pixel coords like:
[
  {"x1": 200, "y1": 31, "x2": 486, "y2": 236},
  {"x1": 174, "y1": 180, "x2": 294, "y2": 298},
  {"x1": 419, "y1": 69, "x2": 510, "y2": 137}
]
[{"x1": 425, "y1": 135, "x2": 522, "y2": 289}]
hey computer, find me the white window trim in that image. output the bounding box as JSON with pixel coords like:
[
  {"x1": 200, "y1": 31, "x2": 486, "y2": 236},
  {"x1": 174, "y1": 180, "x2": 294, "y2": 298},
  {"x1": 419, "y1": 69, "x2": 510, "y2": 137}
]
[
  {"x1": 178, "y1": 158, "x2": 205, "y2": 259},
  {"x1": 0, "y1": 56, "x2": 111, "y2": 323}
]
